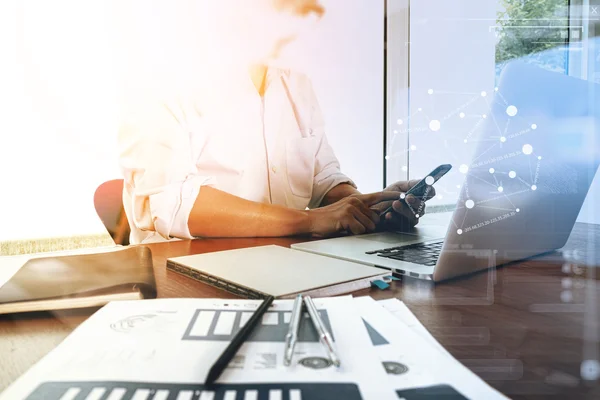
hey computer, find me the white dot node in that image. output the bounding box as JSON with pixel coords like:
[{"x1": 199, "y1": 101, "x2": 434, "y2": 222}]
[
  {"x1": 464, "y1": 139, "x2": 468, "y2": 143},
  {"x1": 429, "y1": 120, "x2": 441, "y2": 132},
  {"x1": 581, "y1": 360, "x2": 600, "y2": 381},
  {"x1": 494, "y1": 87, "x2": 499, "y2": 92},
  {"x1": 428, "y1": 89, "x2": 434, "y2": 94},
  {"x1": 509, "y1": 171, "x2": 517, "y2": 179},
  {"x1": 393, "y1": 130, "x2": 398, "y2": 134},
  {"x1": 500, "y1": 136, "x2": 507, "y2": 143},
  {"x1": 457, "y1": 229, "x2": 463, "y2": 235},
  {"x1": 400, "y1": 193, "x2": 406, "y2": 200},
  {"x1": 459, "y1": 164, "x2": 469, "y2": 174},
  {"x1": 562, "y1": 263, "x2": 571, "y2": 274},
  {"x1": 482, "y1": 114, "x2": 487, "y2": 119},
  {"x1": 516, "y1": 208, "x2": 520, "y2": 213},
  {"x1": 425, "y1": 176, "x2": 435, "y2": 185},
  {"x1": 397, "y1": 119, "x2": 403, "y2": 125},
  {"x1": 506, "y1": 105, "x2": 518, "y2": 117},
  {"x1": 498, "y1": 186, "x2": 504, "y2": 193},
  {"x1": 538, "y1": 156, "x2": 543, "y2": 160},
  {"x1": 465, "y1": 199, "x2": 475, "y2": 209},
  {"x1": 385, "y1": 155, "x2": 390, "y2": 160},
  {"x1": 415, "y1": 214, "x2": 420, "y2": 218},
  {"x1": 418, "y1": 107, "x2": 423, "y2": 111},
  {"x1": 438, "y1": 195, "x2": 443, "y2": 200},
  {"x1": 560, "y1": 290, "x2": 573, "y2": 303},
  {"x1": 457, "y1": 185, "x2": 461, "y2": 189},
  {"x1": 459, "y1": 112, "x2": 466, "y2": 119},
  {"x1": 531, "y1": 124, "x2": 537, "y2": 130},
  {"x1": 410, "y1": 145, "x2": 417, "y2": 151},
  {"x1": 481, "y1": 91, "x2": 487, "y2": 97},
  {"x1": 489, "y1": 168, "x2": 495, "y2": 174},
  {"x1": 562, "y1": 277, "x2": 573, "y2": 289},
  {"x1": 531, "y1": 185, "x2": 537, "y2": 191},
  {"x1": 522, "y1": 144, "x2": 533, "y2": 155},
  {"x1": 402, "y1": 166, "x2": 408, "y2": 172}
]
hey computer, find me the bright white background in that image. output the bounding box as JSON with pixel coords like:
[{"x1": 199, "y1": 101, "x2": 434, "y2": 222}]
[{"x1": 0, "y1": 0, "x2": 384, "y2": 241}]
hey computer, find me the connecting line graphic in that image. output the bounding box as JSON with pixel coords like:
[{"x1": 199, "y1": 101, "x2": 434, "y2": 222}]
[
  {"x1": 387, "y1": 89, "x2": 489, "y2": 162},
  {"x1": 503, "y1": 119, "x2": 511, "y2": 138},
  {"x1": 476, "y1": 189, "x2": 532, "y2": 206},
  {"x1": 469, "y1": 143, "x2": 499, "y2": 165},
  {"x1": 484, "y1": 97, "x2": 505, "y2": 141}
]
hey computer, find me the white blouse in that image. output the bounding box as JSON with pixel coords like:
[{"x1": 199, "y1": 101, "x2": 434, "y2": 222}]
[{"x1": 118, "y1": 67, "x2": 354, "y2": 244}]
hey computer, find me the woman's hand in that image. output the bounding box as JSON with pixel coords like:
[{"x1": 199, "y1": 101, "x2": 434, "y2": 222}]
[
  {"x1": 371, "y1": 180, "x2": 436, "y2": 231},
  {"x1": 307, "y1": 191, "x2": 401, "y2": 237}
]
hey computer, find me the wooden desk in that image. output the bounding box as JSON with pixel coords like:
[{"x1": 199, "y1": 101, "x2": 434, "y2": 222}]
[{"x1": 1, "y1": 224, "x2": 599, "y2": 399}]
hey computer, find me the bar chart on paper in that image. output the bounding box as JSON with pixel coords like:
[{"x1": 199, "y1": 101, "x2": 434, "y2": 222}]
[
  {"x1": 181, "y1": 309, "x2": 334, "y2": 343},
  {"x1": 25, "y1": 381, "x2": 363, "y2": 400}
]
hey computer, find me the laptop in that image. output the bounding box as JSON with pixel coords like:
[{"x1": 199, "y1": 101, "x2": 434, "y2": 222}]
[{"x1": 293, "y1": 61, "x2": 600, "y2": 282}]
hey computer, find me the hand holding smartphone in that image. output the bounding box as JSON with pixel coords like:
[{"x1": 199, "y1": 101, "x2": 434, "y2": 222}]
[{"x1": 379, "y1": 164, "x2": 453, "y2": 216}]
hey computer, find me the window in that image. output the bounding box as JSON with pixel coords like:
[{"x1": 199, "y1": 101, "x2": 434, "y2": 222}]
[
  {"x1": 386, "y1": 0, "x2": 598, "y2": 222},
  {"x1": 496, "y1": 0, "x2": 571, "y2": 81}
]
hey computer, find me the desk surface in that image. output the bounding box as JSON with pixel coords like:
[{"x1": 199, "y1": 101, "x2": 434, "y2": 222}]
[{"x1": 1, "y1": 223, "x2": 599, "y2": 399}]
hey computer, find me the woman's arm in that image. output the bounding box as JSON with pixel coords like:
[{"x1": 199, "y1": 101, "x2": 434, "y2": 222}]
[
  {"x1": 188, "y1": 186, "x2": 311, "y2": 237},
  {"x1": 188, "y1": 186, "x2": 400, "y2": 238}
]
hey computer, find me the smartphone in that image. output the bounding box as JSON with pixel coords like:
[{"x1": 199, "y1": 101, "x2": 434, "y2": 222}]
[{"x1": 380, "y1": 164, "x2": 453, "y2": 216}]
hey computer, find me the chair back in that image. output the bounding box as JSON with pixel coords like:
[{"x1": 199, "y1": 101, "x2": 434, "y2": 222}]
[{"x1": 93, "y1": 179, "x2": 130, "y2": 245}]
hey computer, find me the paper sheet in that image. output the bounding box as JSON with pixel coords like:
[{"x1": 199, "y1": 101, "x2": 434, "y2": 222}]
[
  {"x1": 1, "y1": 297, "x2": 398, "y2": 400},
  {"x1": 357, "y1": 297, "x2": 507, "y2": 399},
  {"x1": 377, "y1": 298, "x2": 451, "y2": 357}
]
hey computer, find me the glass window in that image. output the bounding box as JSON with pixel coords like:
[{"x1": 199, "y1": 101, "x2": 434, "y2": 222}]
[
  {"x1": 495, "y1": 0, "x2": 571, "y2": 81},
  {"x1": 385, "y1": 0, "x2": 599, "y2": 222}
]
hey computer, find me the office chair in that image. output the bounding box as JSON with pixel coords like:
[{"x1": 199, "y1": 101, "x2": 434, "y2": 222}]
[{"x1": 93, "y1": 179, "x2": 130, "y2": 245}]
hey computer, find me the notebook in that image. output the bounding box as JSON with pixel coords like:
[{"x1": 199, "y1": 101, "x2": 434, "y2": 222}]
[
  {"x1": 0, "y1": 246, "x2": 156, "y2": 314},
  {"x1": 167, "y1": 245, "x2": 389, "y2": 299}
]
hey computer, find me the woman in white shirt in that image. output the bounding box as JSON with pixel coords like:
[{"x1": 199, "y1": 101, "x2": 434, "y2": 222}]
[{"x1": 118, "y1": 0, "x2": 432, "y2": 244}]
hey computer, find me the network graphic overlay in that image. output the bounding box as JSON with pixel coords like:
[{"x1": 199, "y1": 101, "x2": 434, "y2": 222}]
[
  {"x1": 387, "y1": 85, "x2": 544, "y2": 229},
  {"x1": 452, "y1": 88, "x2": 543, "y2": 237}
]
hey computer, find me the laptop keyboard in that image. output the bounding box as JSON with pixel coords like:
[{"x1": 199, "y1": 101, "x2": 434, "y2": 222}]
[{"x1": 365, "y1": 240, "x2": 444, "y2": 267}]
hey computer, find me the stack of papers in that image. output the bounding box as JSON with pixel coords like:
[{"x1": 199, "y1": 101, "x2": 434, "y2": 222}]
[{"x1": 1, "y1": 296, "x2": 507, "y2": 400}]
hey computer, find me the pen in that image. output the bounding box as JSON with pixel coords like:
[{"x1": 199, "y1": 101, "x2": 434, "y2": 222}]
[
  {"x1": 205, "y1": 295, "x2": 275, "y2": 385},
  {"x1": 303, "y1": 296, "x2": 340, "y2": 367},
  {"x1": 284, "y1": 294, "x2": 303, "y2": 366}
]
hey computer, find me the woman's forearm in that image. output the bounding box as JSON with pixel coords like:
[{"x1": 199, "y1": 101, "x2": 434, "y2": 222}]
[
  {"x1": 319, "y1": 183, "x2": 361, "y2": 207},
  {"x1": 188, "y1": 186, "x2": 312, "y2": 238}
]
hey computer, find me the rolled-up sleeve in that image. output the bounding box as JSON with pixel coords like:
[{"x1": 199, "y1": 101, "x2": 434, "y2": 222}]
[
  {"x1": 118, "y1": 98, "x2": 215, "y2": 242},
  {"x1": 302, "y1": 79, "x2": 356, "y2": 209}
]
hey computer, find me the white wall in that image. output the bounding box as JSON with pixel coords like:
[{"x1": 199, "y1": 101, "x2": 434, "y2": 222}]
[
  {"x1": 0, "y1": 1, "x2": 120, "y2": 242},
  {"x1": 0, "y1": 0, "x2": 383, "y2": 242}
]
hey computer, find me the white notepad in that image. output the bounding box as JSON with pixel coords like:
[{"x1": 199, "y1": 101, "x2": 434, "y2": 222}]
[{"x1": 167, "y1": 245, "x2": 388, "y2": 299}]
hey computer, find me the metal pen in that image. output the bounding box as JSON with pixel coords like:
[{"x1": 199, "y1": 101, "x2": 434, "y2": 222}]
[
  {"x1": 303, "y1": 296, "x2": 341, "y2": 367},
  {"x1": 284, "y1": 294, "x2": 303, "y2": 366}
]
